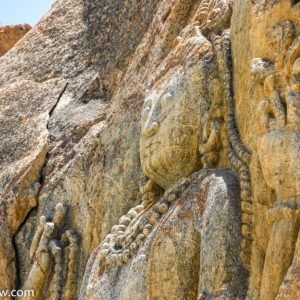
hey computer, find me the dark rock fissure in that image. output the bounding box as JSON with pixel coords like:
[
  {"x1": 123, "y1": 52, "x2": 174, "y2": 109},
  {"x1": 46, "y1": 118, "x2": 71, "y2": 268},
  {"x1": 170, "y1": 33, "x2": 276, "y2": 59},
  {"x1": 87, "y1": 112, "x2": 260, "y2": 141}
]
[
  {"x1": 48, "y1": 83, "x2": 69, "y2": 120},
  {"x1": 13, "y1": 208, "x2": 37, "y2": 290},
  {"x1": 12, "y1": 235, "x2": 21, "y2": 290},
  {"x1": 42, "y1": 82, "x2": 69, "y2": 185}
]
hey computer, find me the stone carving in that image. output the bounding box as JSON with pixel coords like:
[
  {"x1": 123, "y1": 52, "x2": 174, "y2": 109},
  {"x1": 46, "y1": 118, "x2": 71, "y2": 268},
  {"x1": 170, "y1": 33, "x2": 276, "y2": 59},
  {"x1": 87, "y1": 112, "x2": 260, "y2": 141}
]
[
  {"x1": 22, "y1": 203, "x2": 80, "y2": 299},
  {"x1": 252, "y1": 20, "x2": 300, "y2": 300},
  {"x1": 211, "y1": 31, "x2": 254, "y2": 268},
  {"x1": 192, "y1": 0, "x2": 233, "y2": 34},
  {"x1": 96, "y1": 25, "x2": 222, "y2": 267},
  {"x1": 80, "y1": 1, "x2": 247, "y2": 299},
  {"x1": 275, "y1": 230, "x2": 300, "y2": 299},
  {"x1": 2, "y1": 0, "x2": 300, "y2": 298},
  {"x1": 97, "y1": 177, "x2": 190, "y2": 268},
  {"x1": 82, "y1": 168, "x2": 246, "y2": 299}
]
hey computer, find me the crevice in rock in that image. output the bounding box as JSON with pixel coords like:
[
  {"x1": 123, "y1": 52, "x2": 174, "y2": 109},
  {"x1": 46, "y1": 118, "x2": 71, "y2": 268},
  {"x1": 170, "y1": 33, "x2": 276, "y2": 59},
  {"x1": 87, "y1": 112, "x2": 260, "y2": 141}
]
[
  {"x1": 12, "y1": 83, "x2": 69, "y2": 289},
  {"x1": 48, "y1": 83, "x2": 69, "y2": 120},
  {"x1": 12, "y1": 235, "x2": 21, "y2": 290},
  {"x1": 12, "y1": 153, "x2": 47, "y2": 289},
  {"x1": 13, "y1": 207, "x2": 38, "y2": 290},
  {"x1": 13, "y1": 162, "x2": 45, "y2": 289},
  {"x1": 292, "y1": 0, "x2": 300, "y2": 6},
  {"x1": 42, "y1": 82, "x2": 69, "y2": 184}
]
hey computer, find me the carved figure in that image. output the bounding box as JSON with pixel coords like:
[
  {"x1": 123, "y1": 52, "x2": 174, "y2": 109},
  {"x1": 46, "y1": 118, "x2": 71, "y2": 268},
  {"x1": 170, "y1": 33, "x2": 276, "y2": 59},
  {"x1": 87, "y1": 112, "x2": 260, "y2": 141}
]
[
  {"x1": 81, "y1": 1, "x2": 248, "y2": 299},
  {"x1": 20, "y1": 203, "x2": 80, "y2": 300},
  {"x1": 253, "y1": 20, "x2": 300, "y2": 300}
]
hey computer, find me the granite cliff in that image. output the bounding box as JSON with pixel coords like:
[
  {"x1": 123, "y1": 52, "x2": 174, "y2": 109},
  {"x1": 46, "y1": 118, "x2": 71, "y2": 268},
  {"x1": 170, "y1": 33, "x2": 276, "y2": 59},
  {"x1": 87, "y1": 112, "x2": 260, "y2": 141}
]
[{"x1": 0, "y1": 0, "x2": 299, "y2": 299}]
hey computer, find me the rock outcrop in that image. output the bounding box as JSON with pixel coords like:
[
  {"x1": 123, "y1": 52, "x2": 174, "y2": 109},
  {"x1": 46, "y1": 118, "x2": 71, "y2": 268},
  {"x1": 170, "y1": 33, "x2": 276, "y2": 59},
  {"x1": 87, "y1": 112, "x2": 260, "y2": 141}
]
[
  {"x1": 0, "y1": 24, "x2": 31, "y2": 57},
  {"x1": 0, "y1": 0, "x2": 299, "y2": 299}
]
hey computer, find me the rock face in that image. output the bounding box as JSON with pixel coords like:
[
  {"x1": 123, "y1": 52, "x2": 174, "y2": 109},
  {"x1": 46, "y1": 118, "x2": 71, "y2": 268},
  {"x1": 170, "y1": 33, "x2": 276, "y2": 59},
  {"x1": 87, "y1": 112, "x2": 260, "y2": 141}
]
[
  {"x1": 0, "y1": 0, "x2": 299, "y2": 299},
  {"x1": 0, "y1": 24, "x2": 31, "y2": 57}
]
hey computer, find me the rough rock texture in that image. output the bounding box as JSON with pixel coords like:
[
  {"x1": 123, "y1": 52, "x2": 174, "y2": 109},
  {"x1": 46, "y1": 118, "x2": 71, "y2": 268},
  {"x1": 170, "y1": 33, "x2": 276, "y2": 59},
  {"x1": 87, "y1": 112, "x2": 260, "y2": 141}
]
[
  {"x1": 0, "y1": 0, "x2": 161, "y2": 294},
  {"x1": 0, "y1": 0, "x2": 299, "y2": 299},
  {"x1": 231, "y1": 1, "x2": 300, "y2": 299},
  {"x1": 0, "y1": 24, "x2": 31, "y2": 57},
  {"x1": 82, "y1": 170, "x2": 246, "y2": 300}
]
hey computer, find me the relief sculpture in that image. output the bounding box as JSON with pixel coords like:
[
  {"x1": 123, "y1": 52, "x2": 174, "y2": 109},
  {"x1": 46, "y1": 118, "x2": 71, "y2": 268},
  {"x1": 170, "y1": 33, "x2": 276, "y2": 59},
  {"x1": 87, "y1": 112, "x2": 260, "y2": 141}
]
[
  {"x1": 20, "y1": 203, "x2": 80, "y2": 300},
  {"x1": 80, "y1": 1, "x2": 248, "y2": 299},
  {"x1": 252, "y1": 20, "x2": 300, "y2": 300},
  {"x1": 1, "y1": 0, "x2": 300, "y2": 299}
]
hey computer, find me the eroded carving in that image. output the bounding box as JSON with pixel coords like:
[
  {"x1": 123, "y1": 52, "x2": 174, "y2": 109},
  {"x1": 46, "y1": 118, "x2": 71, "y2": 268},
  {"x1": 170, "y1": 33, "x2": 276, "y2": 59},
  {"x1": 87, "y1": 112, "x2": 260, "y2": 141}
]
[
  {"x1": 210, "y1": 30, "x2": 254, "y2": 269},
  {"x1": 98, "y1": 176, "x2": 190, "y2": 268},
  {"x1": 192, "y1": 0, "x2": 233, "y2": 34},
  {"x1": 199, "y1": 78, "x2": 224, "y2": 169},
  {"x1": 21, "y1": 203, "x2": 81, "y2": 300},
  {"x1": 253, "y1": 20, "x2": 300, "y2": 300},
  {"x1": 63, "y1": 230, "x2": 81, "y2": 300}
]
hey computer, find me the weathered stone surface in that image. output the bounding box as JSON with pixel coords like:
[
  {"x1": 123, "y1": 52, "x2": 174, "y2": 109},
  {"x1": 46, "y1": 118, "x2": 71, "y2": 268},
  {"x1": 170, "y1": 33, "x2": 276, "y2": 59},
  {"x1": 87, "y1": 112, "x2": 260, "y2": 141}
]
[
  {"x1": 0, "y1": 0, "x2": 300, "y2": 299},
  {"x1": 0, "y1": 24, "x2": 31, "y2": 57},
  {"x1": 82, "y1": 170, "x2": 246, "y2": 300},
  {"x1": 231, "y1": 0, "x2": 300, "y2": 299},
  {"x1": 276, "y1": 230, "x2": 300, "y2": 300},
  {"x1": 0, "y1": 0, "x2": 160, "y2": 294}
]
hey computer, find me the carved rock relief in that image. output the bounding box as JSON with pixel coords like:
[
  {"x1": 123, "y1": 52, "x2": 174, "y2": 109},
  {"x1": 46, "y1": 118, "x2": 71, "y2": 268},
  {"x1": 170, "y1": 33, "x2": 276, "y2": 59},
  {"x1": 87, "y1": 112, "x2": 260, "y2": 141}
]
[
  {"x1": 3, "y1": 0, "x2": 300, "y2": 299},
  {"x1": 20, "y1": 203, "x2": 80, "y2": 300},
  {"x1": 80, "y1": 1, "x2": 249, "y2": 299},
  {"x1": 251, "y1": 19, "x2": 300, "y2": 300}
]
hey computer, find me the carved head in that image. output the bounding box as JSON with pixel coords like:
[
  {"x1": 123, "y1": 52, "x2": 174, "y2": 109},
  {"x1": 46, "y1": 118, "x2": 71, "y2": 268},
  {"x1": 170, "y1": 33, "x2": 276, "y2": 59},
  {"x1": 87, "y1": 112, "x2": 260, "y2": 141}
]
[{"x1": 140, "y1": 28, "x2": 216, "y2": 189}]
